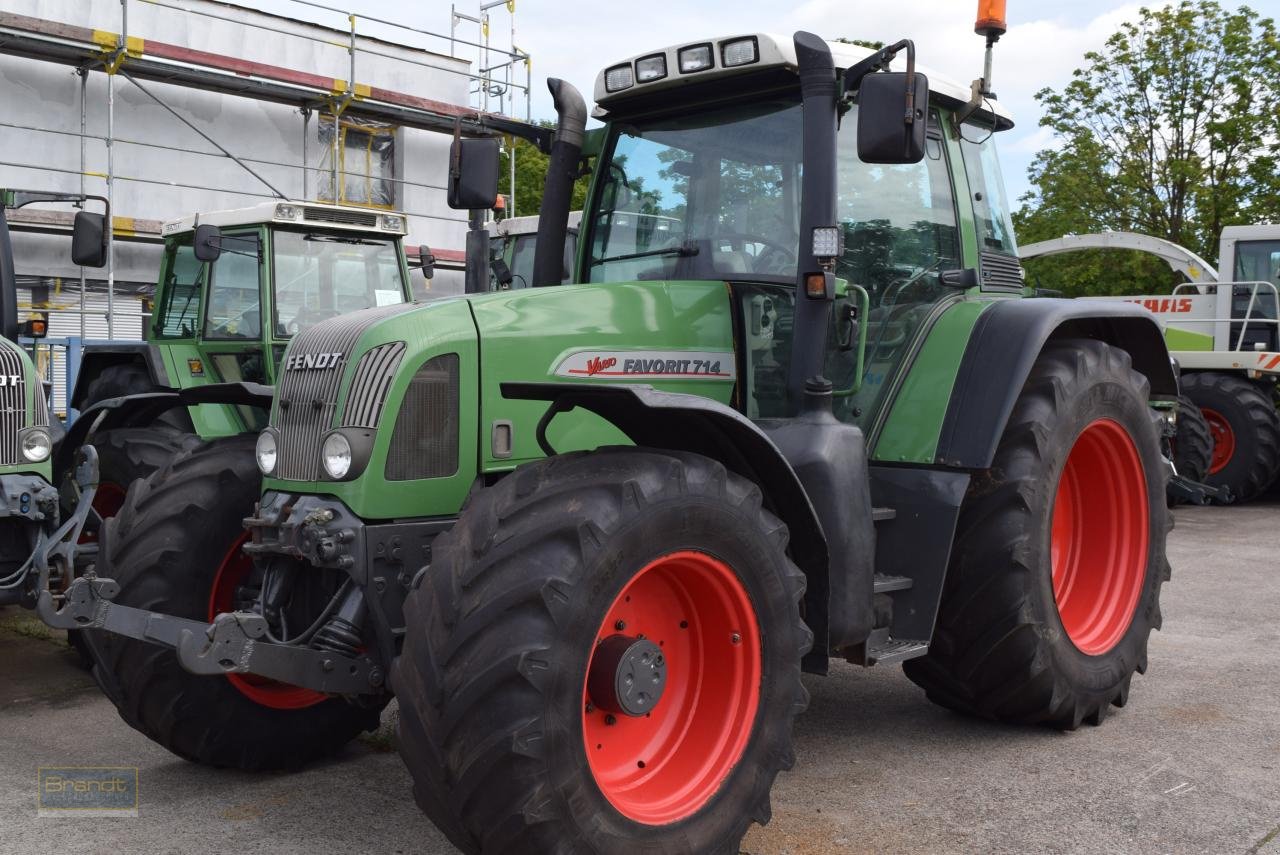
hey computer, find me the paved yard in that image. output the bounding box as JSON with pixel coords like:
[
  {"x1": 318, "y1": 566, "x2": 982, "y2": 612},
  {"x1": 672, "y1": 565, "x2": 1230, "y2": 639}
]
[{"x1": 1, "y1": 502, "x2": 1278, "y2": 854}]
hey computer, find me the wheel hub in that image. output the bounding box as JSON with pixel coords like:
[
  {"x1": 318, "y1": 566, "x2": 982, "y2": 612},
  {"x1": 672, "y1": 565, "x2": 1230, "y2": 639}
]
[{"x1": 587, "y1": 634, "x2": 667, "y2": 717}]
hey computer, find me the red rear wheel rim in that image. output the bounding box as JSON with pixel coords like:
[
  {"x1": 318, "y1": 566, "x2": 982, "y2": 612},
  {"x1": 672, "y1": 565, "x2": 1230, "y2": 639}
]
[
  {"x1": 1201, "y1": 408, "x2": 1235, "y2": 474},
  {"x1": 1050, "y1": 419, "x2": 1149, "y2": 656},
  {"x1": 208, "y1": 532, "x2": 326, "y2": 710},
  {"x1": 583, "y1": 550, "x2": 761, "y2": 825}
]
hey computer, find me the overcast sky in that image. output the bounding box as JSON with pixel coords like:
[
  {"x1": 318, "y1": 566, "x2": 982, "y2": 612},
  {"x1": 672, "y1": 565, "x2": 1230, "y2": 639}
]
[{"x1": 258, "y1": 0, "x2": 1280, "y2": 206}]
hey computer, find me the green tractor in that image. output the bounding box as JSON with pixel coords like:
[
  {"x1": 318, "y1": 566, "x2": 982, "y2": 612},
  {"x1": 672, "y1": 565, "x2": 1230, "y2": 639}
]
[
  {"x1": 44, "y1": 23, "x2": 1175, "y2": 854},
  {"x1": 55, "y1": 201, "x2": 420, "y2": 526},
  {"x1": 0, "y1": 190, "x2": 108, "y2": 621}
]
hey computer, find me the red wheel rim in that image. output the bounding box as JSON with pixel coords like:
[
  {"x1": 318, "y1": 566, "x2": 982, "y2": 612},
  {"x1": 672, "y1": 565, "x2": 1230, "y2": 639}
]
[
  {"x1": 208, "y1": 532, "x2": 326, "y2": 710},
  {"x1": 1201, "y1": 408, "x2": 1235, "y2": 474},
  {"x1": 79, "y1": 481, "x2": 128, "y2": 545},
  {"x1": 1050, "y1": 419, "x2": 1149, "y2": 656},
  {"x1": 582, "y1": 551, "x2": 761, "y2": 825}
]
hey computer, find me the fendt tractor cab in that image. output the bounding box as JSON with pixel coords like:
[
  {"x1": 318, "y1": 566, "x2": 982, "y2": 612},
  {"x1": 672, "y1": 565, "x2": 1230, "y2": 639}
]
[
  {"x1": 54, "y1": 200, "x2": 417, "y2": 523},
  {"x1": 44, "y1": 9, "x2": 1177, "y2": 853},
  {"x1": 1023, "y1": 225, "x2": 1280, "y2": 502},
  {"x1": 0, "y1": 190, "x2": 107, "y2": 618}
]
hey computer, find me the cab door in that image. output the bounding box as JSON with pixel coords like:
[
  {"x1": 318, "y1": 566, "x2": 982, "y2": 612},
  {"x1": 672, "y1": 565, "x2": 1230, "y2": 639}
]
[{"x1": 198, "y1": 227, "x2": 270, "y2": 428}]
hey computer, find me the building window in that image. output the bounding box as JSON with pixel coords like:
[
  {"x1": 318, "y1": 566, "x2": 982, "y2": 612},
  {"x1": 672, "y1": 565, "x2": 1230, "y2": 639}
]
[{"x1": 314, "y1": 116, "x2": 397, "y2": 208}]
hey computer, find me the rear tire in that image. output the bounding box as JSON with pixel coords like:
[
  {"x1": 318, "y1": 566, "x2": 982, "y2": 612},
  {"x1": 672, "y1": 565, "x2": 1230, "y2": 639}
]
[
  {"x1": 394, "y1": 448, "x2": 811, "y2": 854},
  {"x1": 1170, "y1": 394, "x2": 1212, "y2": 487},
  {"x1": 1180, "y1": 371, "x2": 1280, "y2": 503},
  {"x1": 81, "y1": 362, "x2": 193, "y2": 432},
  {"x1": 904, "y1": 340, "x2": 1170, "y2": 729},
  {"x1": 89, "y1": 434, "x2": 380, "y2": 770}
]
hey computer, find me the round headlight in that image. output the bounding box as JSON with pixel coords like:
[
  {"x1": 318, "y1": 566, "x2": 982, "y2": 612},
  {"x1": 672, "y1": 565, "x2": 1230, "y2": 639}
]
[
  {"x1": 321, "y1": 432, "x2": 352, "y2": 480},
  {"x1": 20, "y1": 428, "x2": 51, "y2": 463},
  {"x1": 255, "y1": 430, "x2": 277, "y2": 475}
]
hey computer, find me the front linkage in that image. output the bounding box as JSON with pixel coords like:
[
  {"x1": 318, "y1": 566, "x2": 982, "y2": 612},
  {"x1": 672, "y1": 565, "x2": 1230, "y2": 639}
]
[{"x1": 42, "y1": 482, "x2": 443, "y2": 700}]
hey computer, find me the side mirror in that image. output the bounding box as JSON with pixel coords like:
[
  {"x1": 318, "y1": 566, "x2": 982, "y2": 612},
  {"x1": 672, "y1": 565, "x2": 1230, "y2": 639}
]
[
  {"x1": 70, "y1": 211, "x2": 107, "y2": 268},
  {"x1": 417, "y1": 245, "x2": 435, "y2": 279},
  {"x1": 856, "y1": 71, "x2": 929, "y2": 164},
  {"x1": 447, "y1": 138, "x2": 501, "y2": 210},
  {"x1": 193, "y1": 223, "x2": 222, "y2": 263}
]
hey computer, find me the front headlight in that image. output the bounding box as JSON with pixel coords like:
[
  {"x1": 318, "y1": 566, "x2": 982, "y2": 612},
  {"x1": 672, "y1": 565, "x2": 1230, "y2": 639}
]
[
  {"x1": 255, "y1": 429, "x2": 278, "y2": 475},
  {"x1": 321, "y1": 432, "x2": 352, "y2": 479},
  {"x1": 19, "y1": 428, "x2": 51, "y2": 463}
]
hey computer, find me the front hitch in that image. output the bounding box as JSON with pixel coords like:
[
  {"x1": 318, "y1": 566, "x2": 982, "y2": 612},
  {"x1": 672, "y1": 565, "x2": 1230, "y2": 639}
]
[{"x1": 35, "y1": 452, "x2": 382, "y2": 695}]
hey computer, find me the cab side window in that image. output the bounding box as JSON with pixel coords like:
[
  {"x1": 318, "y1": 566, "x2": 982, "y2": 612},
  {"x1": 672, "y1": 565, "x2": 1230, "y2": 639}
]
[{"x1": 203, "y1": 234, "x2": 262, "y2": 340}]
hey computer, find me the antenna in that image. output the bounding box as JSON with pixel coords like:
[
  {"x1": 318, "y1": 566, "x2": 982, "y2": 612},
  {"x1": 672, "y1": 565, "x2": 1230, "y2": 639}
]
[{"x1": 956, "y1": 0, "x2": 1007, "y2": 127}]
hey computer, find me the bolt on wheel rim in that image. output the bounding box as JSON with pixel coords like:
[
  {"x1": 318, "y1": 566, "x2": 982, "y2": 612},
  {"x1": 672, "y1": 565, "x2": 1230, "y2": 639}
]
[
  {"x1": 582, "y1": 550, "x2": 761, "y2": 825},
  {"x1": 1050, "y1": 418, "x2": 1149, "y2": 656}
]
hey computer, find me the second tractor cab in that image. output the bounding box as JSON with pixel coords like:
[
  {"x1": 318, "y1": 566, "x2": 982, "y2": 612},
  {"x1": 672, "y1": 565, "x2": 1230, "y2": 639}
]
[
  {"x1": 1023, "y1": 225, "x2": 1280, "y2": 502},
  {"x1": 46, "y1": 10, "x2": 1177, "y2": 853},
  {"x1": 56, "y1": 200, "x2": 415, "y2": 527},
  {"x1": 487, "y1": 211, "x2": 581, "y2": 289}
]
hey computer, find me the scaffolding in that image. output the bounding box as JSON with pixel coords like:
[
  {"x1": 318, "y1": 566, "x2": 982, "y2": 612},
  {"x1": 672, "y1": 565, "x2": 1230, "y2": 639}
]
[{"x1": 0, "y1": 0, "x2": 533, "y2": 339}]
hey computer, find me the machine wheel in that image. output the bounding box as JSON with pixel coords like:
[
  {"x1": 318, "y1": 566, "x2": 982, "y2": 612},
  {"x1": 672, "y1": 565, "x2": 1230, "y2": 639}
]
[
  {"x1": 394, "y1": 448, "x2": 811, "y2": 854},
  {"x1": 88, "y1": 434, "x2": 381, "y2": 770},
  {"x1": 1180, "y1": 372, "x2": 1280, "y2": 503},
  {"x1": 904, "y1": 340, "x2": 1170, "y2": 729},
  {"x1": 81, "y1": 362, "x2": 193, "y2": 431},
  {"x1": 1168, "y1": 394, "x2": 1212, "y2": 503}
]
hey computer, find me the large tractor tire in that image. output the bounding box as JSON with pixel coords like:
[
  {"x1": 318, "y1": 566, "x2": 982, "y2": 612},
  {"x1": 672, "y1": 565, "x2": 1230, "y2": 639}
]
[
  {"x1": 394, "y1": 448, "x2": 811, "y2": 854},
  {"x1": 88, "y1": 434, "x2": 381, "y2": 770},
  {"x1": 81, "y1": 362, "x2": 193, "y2": 432},
  {"x1": 904, "y1": 340, "x2": 1170, "y2": 730},
  {"x1": 1180, "y1": 371, "x2": 1280, "y2": 503},
  {"x1": 1170, "y1": 394, "x2": 1212, "y2": 486}
]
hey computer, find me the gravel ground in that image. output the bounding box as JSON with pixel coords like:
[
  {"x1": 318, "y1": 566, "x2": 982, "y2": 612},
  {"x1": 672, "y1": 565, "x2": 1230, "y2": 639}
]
[{"x1": 1, "y1": 501, "x2": 1277, "y2": 855}]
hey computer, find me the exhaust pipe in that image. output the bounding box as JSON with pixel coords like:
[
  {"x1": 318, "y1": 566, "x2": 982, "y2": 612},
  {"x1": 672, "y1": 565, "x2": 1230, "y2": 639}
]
[
  {"x1": 531, "y1": 78, "x2": 587, "y2": 287},
  {"x1": 0, "y1": 206, "x2": 18, "y2": 342}
]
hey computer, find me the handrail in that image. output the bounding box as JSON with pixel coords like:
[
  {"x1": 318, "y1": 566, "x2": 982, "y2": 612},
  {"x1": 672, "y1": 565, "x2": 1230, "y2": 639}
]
[{"x1": 1169, "y1": 280, "x2": 1280, "y2": 351}]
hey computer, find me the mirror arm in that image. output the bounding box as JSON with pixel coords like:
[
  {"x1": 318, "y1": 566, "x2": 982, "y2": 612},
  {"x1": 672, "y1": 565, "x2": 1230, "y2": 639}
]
[{"x1": 844, "y1": 39, "x2": 918, "y2": 127}]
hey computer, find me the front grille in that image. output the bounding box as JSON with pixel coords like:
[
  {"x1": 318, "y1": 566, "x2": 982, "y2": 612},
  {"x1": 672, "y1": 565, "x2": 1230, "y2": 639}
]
[
  {"x1": 386, "y1": 354, "x2": 459, "y2": 481},
  {"x1": 343, "y1": 342, "x2": 406, "y2": 428},
  {"x1": 980, "y1": 250, "x2": 1026, "y2": 289},
  {"x1": 273, "y1": 303, "x2": 411, "y2": 481},
  {"x1": 304, "y1": 206, "x2": 379, "y2": 228},
  {"x1": 0, "y1": 346, "x2": 27, "y2": 465}
]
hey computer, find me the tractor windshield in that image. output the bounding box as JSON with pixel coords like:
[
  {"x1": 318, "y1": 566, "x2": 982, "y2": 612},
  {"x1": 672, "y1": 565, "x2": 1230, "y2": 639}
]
[
  {"x1": 587, "y1": 99, "x2": 802, "y2": 284},
  {"x1": 271, "y1": 231, "x2": 406, "y2": 337}
]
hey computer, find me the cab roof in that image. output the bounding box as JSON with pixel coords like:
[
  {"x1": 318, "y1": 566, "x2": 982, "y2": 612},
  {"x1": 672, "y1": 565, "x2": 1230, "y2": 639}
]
[
  {"x1": 161, "y1": 201, "x2": 408, "y2": 237},
  {"x1": 594, "y1": 33, "x2": 1014, "y2": 130}
]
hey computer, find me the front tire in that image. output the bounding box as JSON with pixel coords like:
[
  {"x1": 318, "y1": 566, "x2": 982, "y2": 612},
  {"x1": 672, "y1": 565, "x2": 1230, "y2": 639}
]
[
  {"x1": 89, "y1": 434, "x2": 380, "y2": 770},
  {"x1": 904, "y1": 340, "x2": 1170, "y2": 729},
  {"x1": 394, "y1": 448, "x2": 811, "y2": 854}
]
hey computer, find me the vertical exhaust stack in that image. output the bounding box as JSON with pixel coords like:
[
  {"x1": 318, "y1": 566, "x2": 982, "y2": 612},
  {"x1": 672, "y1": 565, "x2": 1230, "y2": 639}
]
[
  {"x1": 786, "y1": 32, "x2": 840, "y2": 407},
  {"x1": 531, "y1": 78, "x2": 587, "y2": 287},
  {"x1": 0, "y1": 206, "x2": 17, "y2": 342}
]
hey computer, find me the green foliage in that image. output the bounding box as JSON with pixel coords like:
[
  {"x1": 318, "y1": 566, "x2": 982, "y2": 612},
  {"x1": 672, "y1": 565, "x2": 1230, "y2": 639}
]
[
  {"x1": 497, "y1": 124, "x2": 591, "y2": 218},
  {"x1": 1015, "y1": 1, "x2": 1280, "y2": 296}
]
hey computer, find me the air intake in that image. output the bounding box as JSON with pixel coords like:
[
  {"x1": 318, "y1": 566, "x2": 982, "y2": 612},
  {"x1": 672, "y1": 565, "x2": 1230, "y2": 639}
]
[
  {"x1": 303, "y1": 207, "x2": 379, "y2": 228},
  {"x1": 386, "y1": 354, "x2": 459, "y2": 481}
]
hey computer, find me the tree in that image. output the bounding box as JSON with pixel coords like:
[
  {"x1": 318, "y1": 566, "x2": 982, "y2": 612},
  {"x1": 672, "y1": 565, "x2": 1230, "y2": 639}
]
[
  {"x1": 1015, "y1": 1, "x2": 1280, "y2": 296},
  {"x1": 497, "y1": 124, "x2": 591, "y2": 218}
]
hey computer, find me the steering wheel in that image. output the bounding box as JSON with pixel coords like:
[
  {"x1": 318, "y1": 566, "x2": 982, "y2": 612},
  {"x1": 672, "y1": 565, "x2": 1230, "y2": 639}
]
[
  {"x1": 287, "y1": 306, "x2": 337, "y2": 334},
  {"x1": 715, "y1": 232, "x2": 797, "y2": 274}
]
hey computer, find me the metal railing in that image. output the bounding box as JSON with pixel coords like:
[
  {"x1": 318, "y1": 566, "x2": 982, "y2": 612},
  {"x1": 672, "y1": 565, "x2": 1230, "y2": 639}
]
[{"x1": 1171, "y1": 280, "x2": 1280, "y2": 351}]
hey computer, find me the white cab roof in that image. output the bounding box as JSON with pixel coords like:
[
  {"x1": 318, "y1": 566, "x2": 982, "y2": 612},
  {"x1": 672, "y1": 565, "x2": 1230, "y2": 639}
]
[{"x1": 162, "y1": 201, "x2": 408, "y2": 237}]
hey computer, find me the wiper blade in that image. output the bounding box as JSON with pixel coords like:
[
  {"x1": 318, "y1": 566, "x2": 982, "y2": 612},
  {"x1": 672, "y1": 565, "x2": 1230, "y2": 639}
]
[
  {"x1": 595, "y1": 241, "x2": 699, "y2": 264},
  {"x1": 303, "y1": 233, "x2": 385, "y2": 246}
]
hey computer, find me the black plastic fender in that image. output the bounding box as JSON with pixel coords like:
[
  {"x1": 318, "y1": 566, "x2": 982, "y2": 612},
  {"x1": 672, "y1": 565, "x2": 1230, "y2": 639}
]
[
  {"x1": 935, "y1": 298, "x2": 1177, "y2": 468},
  {"x1": 501, "y1": 382, "x2": 834, "y2": 672},
  {"x1": 54, "y1": 382, "x2": 273, "y2": 482}
]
